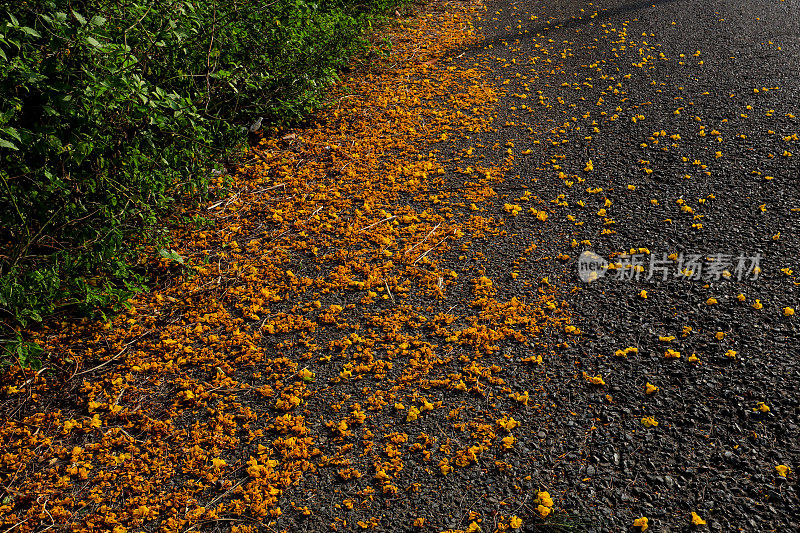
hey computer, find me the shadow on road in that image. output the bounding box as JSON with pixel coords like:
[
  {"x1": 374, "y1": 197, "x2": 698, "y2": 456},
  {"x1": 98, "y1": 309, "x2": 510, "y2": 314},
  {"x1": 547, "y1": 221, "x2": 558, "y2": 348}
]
[{"x1": 458, "y1": 0, "x2": 683, "y2": 55}]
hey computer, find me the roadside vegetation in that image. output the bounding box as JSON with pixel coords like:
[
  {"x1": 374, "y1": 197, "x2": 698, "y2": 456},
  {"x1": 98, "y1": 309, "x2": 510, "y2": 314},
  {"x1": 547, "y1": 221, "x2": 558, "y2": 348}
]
[{"x1": 0, "y1": 0, "x2": 403, "y2": 366}]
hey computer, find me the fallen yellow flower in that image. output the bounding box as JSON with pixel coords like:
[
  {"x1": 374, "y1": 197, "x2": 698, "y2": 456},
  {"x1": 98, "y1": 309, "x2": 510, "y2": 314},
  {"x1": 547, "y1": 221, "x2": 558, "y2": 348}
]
[
  {"x1": 536, "y1": 491, "x2": 554, "y2": 508},
  {"x1": 615, "y1": 346, "x2": 638, "y2": 357},
  {"x1": 641, "y1": 416, "x2": 658, "y2": 428},
  {"x1": 775, "y1": 464, "x2": 791, "y2": 477},
  {"x1": 690, "y1": 511, "x2": 706, "y2": 526},
  {"x1": 583, "y1": 372, "x2": 606, "y2": 386}
]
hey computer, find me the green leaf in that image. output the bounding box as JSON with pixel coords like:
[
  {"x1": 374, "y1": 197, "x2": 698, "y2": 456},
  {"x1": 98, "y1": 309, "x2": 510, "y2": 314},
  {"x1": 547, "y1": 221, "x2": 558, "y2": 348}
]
[
  {"x1": 0, "y1": 48, "x2": 6, "y2": 61},
  {"x1": 0, "y1": 138, "x2": 18, "y2": 150},
  {"x1": 86, "y1": 36, "x2": 102, "y2": 48},
  {"x1": 158, "y1": 248, "x2": 184, "y2": 264},
  {"x1": 71, "y1": 10, "x2": 86, "y2": 25},
  {"x1": 19, "y1": 26, "x2": 40, "y2": 38},
  {"x1": 90, "y1": 15, "x2": 107, "y2": 26},
  {"x1": 1, "y1": 126, "x2": 21, "y2": 142}
]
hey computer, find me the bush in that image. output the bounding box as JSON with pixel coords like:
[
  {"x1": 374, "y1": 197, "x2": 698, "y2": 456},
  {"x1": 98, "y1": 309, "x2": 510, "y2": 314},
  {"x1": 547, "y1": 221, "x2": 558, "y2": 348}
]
[{"x1": 0, "y1": 0, "x2": 402, "y2": 360}]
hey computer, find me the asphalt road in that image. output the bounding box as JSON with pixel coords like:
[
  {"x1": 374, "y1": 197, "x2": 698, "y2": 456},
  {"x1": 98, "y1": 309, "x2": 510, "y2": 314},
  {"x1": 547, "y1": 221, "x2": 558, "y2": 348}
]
[{"x1": 456, "y1": 0, "x2": 800, "y2": 530}]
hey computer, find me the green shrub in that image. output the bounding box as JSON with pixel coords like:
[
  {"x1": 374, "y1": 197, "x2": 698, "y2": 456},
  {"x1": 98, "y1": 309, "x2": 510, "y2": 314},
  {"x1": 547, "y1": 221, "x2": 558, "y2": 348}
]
[{"x1": 0, "y1": 0, "x2": 403, "y2": 363}]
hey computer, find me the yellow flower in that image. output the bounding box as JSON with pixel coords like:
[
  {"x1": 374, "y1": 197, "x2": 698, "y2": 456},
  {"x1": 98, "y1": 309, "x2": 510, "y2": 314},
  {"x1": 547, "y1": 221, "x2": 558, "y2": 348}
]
[
  {"x1": 584, "y1": 160, "x2": 594, "y2": 171},
  {"x1": 665, "y1": 348, "x2": 681, "y2": 359},
  {"x1": 645, "y1": 382, "x2": 659, "y2": 395},
  {"x1": 633, "y1": 516, "x2": 649, "y2": 531},
  {"x1": 725, "y1": 349, "x2": 737, "y2": 359},
  {"x1": 641, "y1": 416, "x2": 658, "y2": 428},
  {"x1": 639, "y1": 289, "x2": 648, "y2": 299},
  {"x1": 615, "y1": 346, "x2": 638, "y2": 357},
  {"x1": 754, "y1": 402, "x2": 770, "y2": 413},
  {"x1": 775, "y1": 464, "x2": 791, "y2": 477},
  {"x1": 439, "y1": 459, "x2": 452, "y2": 475},
  {"x1": 706, "y1": 297, "x2": 718, "y2": 305},
  {"x1": 509, "y1": 515, "x2": 523, "y2": 529},
  {"x1": 511, "y1": 390, "x2": 530, "y2": 405},
  {"x1": 536, "y1": 491, "x2": 554, "y2": 508},
  {"x1": 784, "y1": 307, "x2": 795, "y2": 316},
  {"x1": 752, "y1": 299, "x2": 763, "y2": 310},
  {"x1": 690, "y1": 511, "x2": 706, "y2": 526},
  {"x1": 537, "y1": 505, "x2": 551, "y2": 518},
  {"x1": 583, "y1": 372, "x2": 606, "y2": 386},
  {"x1": 496, "y1": 416, "x2": 519, "y2": 431}
]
